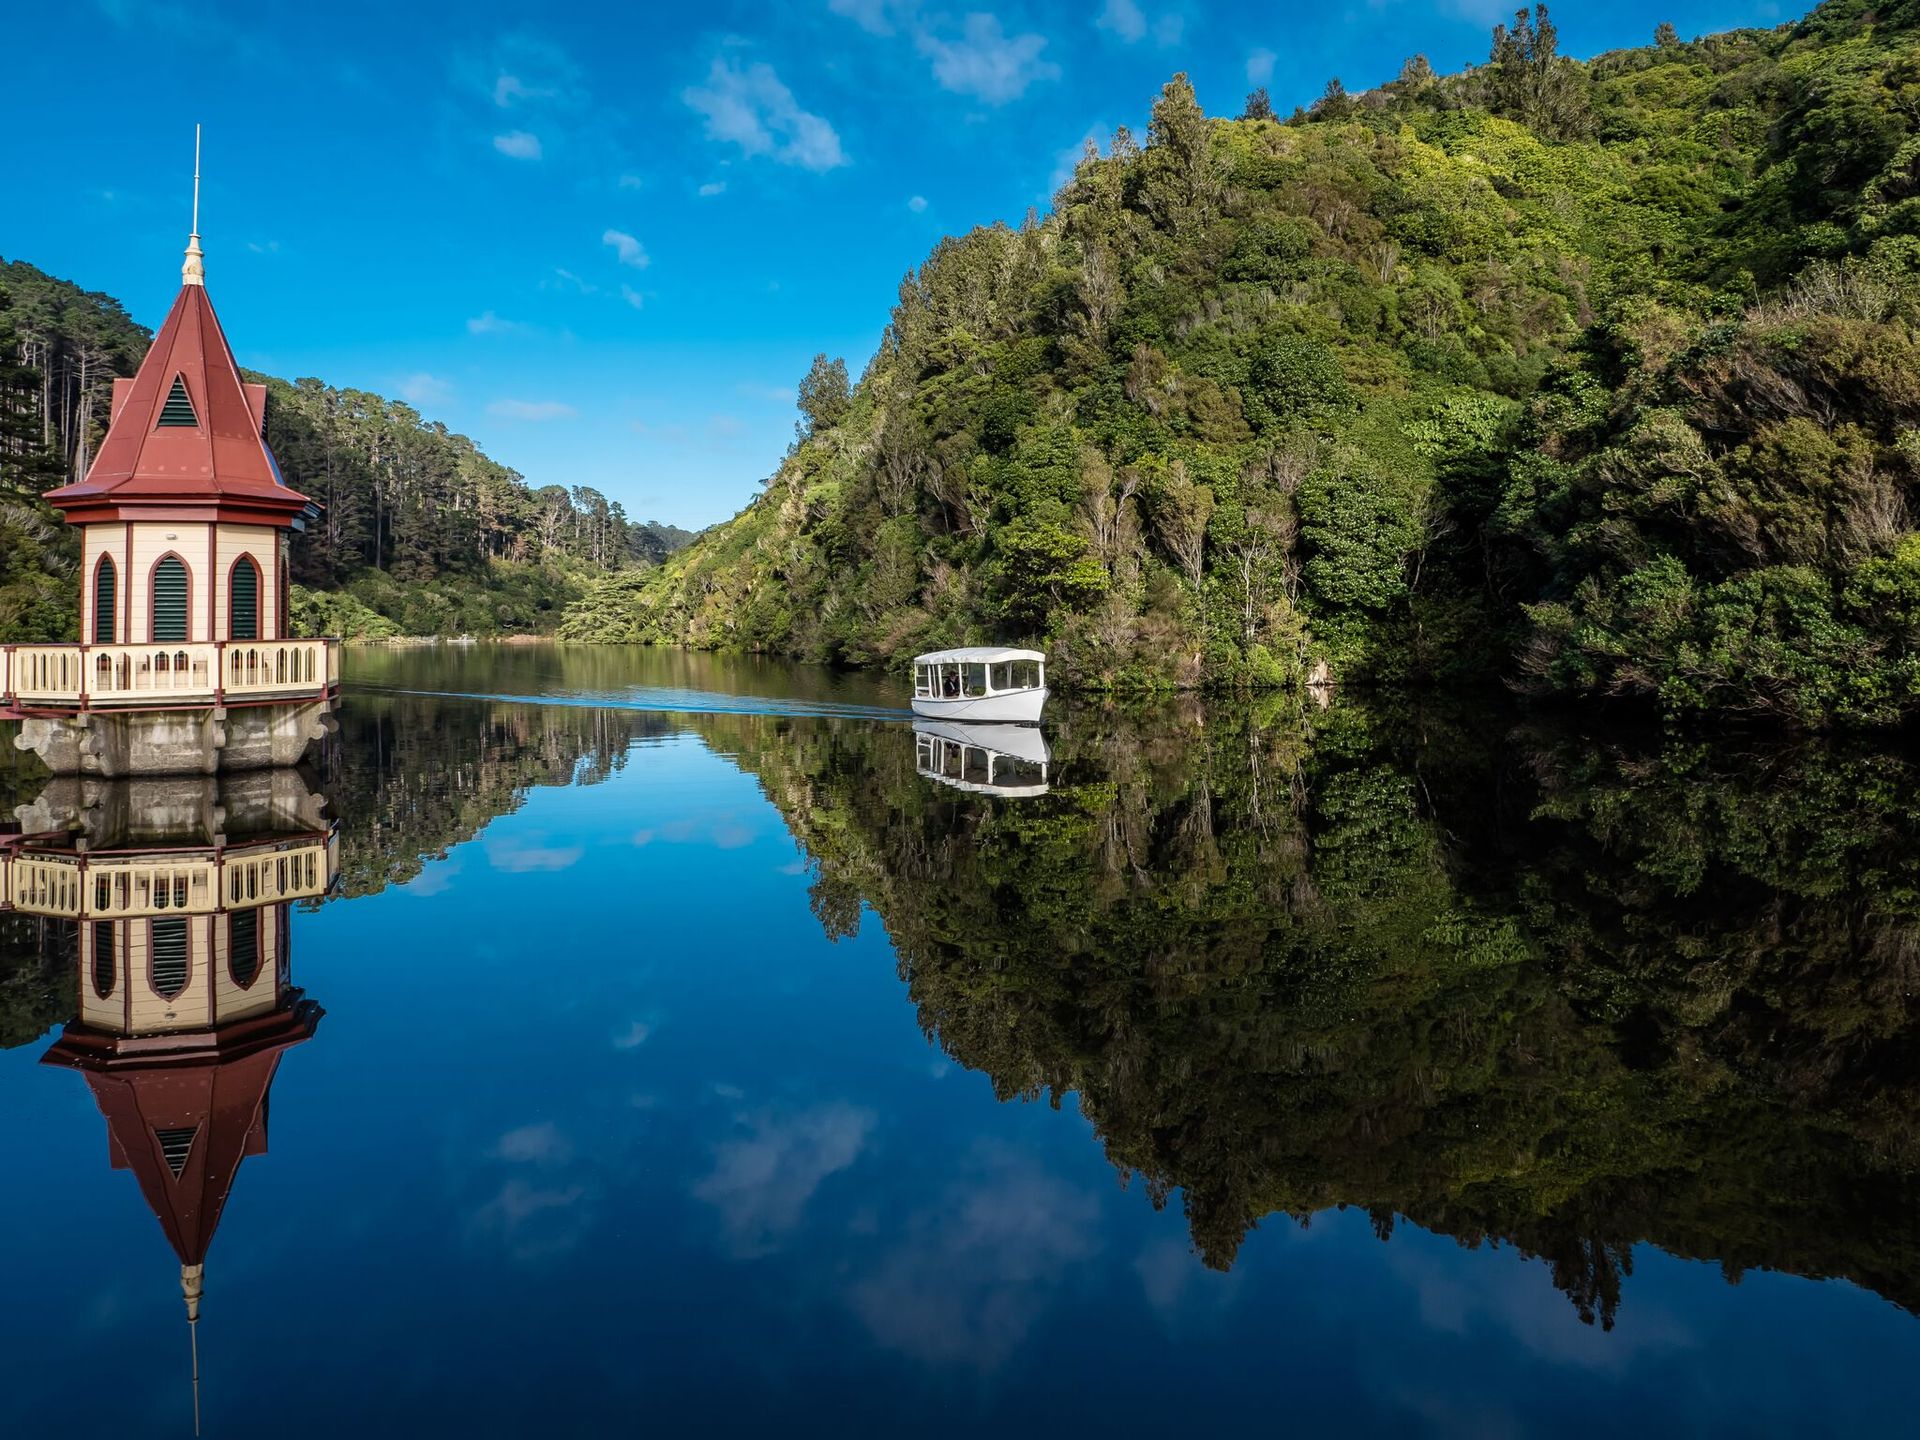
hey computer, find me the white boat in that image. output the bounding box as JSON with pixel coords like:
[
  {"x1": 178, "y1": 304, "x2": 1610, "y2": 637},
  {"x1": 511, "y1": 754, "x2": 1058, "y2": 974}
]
[
  {"x1": 914, "y1": 719, "x2": 1050, "y2": 797},
  {"x1": 910, "y1": 647, "x2": 1048, "y2": 723}
]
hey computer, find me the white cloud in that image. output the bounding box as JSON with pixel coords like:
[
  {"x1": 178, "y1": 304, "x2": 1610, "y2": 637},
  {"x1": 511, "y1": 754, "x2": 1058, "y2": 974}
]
[
  {"x1": 617, "y1": 172, "x2": 644, "y2": 190},
  {"x1": 475, "y1": 35, "x2": 585, "y2": 112},
  {"x1": 493, "y1": 129, "x2": 542, "y2": 160},
  {"x1": 620, "y1": 284, "x2": 645, "y2": 311},
  {"x1": 603, "y1": 228, "x2": 650, "y2": 268},
  {"x1": 1247, "y1": 47, "x2": 1276, "y2": 86},
  {"x1": 1100, "y1": 2, "x2": 1182, "y2": 47},
  {"x1": 466, "y1": 310, "x2": 534, "y2": 337},
  {"x1": 397, "y1": 372, "x2": 453, "y2": 407},
  {"x1": 907, "y1": 193, "x2": 928, "y2": 212},
  {"x1": 694, "y1": 1103, "x2": 875, "y2": 1258},
  {"x1": 549, "y1": 267, "x2": 597, "y2": 295},
  {"x1": 1096, "y1": 0, "x2": 1146, "y2": 42},
  {"x1": 683, "y1": 57, "x2": 847, "y2": 172},
  {"x1": 847, "y1": 1146, "x2": 1100, "y2": 1370},
  {"x1": 485, "y1": 833, "x2": 584, "y2": 860},
  {"x1": 736, "y1": 382, "x2": 794, "y2": 404},
  {"x1": 493, "y1": 1122, "x2": 572, "y2": 1164},
  {"x1": 488, "y1": 400, "x2": 577, "y2": 422},
  {"x1": 698, "y1": 180, "x2": 727, "y2": 197},
  {"x1": 828, "y1": 0, "x2": 909, "y2": 34},
  {"x1": 613, "y1": 1020, "x2": 651, "y2": 1050},
  {"x1": 916, "y1": 14, "x2": 1059, "y2": 105}
]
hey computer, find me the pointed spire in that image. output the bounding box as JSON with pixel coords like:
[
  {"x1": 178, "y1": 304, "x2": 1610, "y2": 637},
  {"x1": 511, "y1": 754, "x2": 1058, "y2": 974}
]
[
  {"x1": 182, "y1": 125, "x2": 205, "y2": 288},
  {"x1": 184, "y1": 1263, "x2": 203, "y2": 1436}
]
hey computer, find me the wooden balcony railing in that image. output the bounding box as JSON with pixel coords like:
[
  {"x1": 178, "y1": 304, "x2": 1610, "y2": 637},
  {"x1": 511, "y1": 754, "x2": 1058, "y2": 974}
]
[
  {"x1": 0, "y1": 834, "x2": 337, "y2": 919},
  {"x1": 0, "y1": 638, "x2": 341, "y2": 710}
]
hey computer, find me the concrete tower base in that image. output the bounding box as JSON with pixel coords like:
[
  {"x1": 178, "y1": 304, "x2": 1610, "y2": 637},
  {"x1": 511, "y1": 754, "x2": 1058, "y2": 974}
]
[{"x1": 12, "y1": 700, "x2": 336, "y2": 778}]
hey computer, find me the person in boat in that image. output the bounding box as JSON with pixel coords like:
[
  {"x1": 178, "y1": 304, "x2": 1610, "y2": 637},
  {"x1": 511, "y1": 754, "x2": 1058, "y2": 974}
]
[{"x1": 943, "y1": 669, "x2": 959, "y2": 698}]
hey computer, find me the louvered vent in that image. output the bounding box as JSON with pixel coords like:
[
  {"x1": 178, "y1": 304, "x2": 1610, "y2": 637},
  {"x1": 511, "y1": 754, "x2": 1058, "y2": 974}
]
[
  {"x1": 229, "y1": 909, "x2": 260, "y2": 987},
  {"x1": 230, "y1": 557, "x2": 259, "y2": 641},
  {"x1": 157, "y1": 375, "x2": 198, "y2": 427},
  {"x1": 156, "y1": 1126, "x2": 199, "y2": 1179},
  {"x1": 92, "y1": 923, "x2": 116, "y2": 998},
  {"x1": 150, "y1": 917, "x2": 189, "y2": 999},
  {"x1": 151, "y1": 557, "x2": 188, "y2": 643},
  {"x1": 94, "y1": 558, "x2": 116, "y2": 644}
]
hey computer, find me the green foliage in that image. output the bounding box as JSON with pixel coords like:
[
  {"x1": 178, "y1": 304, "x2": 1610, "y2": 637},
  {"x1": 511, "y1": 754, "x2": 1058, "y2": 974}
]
[
  {"x1": 0, "y1": 258, "x2": 696, "y2": 644},
  {"x1": 795, "y1": 353, "x2": 852, "y2": 440},
  {"x1": 655, "y1": 681, "x2": 1920, "y2": 1316},
  {"x1": 538, "y1": 1, "x2": 1920, "y2": 725}
]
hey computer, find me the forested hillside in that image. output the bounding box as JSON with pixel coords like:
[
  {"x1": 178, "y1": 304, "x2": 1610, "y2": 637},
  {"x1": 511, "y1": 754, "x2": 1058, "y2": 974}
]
[
  {"x1": 565, "y1": 0, "x2": 1920, "y2": 726},
  {"x1": 0, "y1": 258, "x2": 691, "y2": 640}
]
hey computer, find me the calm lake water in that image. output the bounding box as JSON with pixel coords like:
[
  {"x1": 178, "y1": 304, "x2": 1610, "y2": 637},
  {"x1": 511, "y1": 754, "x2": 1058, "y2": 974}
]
[{"x1": 4, "y1": 643, "x2": 1919, "y2": 1436}]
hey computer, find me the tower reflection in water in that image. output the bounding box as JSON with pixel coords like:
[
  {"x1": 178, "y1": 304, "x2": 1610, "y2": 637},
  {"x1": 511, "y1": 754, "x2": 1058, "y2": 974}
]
[{"x1": 1, "y1": 768, "x2": 336, "y2": 1431}]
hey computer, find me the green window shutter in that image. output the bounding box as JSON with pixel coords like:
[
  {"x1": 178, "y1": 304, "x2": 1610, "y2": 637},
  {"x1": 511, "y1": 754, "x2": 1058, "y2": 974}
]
[
  {"x1": 157, "y1": 375, "x2": 198, "y2": 427},
  {"x1": 152, "y1": 557, "x2": 188, "y2": 642},
  {"x1": 92, "y1": 922, "x2": 116, "y2": 998},
  {"x1": 150, "y1": 916, "x2": 189, "y2": 999},
  {"x1": 229, "y1": 909, "x2": 260, "y2": 987},
  {"x1": 94, "y1": 558, "x2": 116, "y2": 644},
  {"x1": 230, "y1": 557, "x2": 259, "y2": 640}
]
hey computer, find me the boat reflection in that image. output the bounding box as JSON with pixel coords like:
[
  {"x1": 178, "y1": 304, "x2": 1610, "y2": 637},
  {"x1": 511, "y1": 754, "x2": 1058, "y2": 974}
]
[
  {"x1": 2, "y1": 768, "x2": 336, "y2": 1433},
  {"x1": 913, "y1": 719, "x2": 1051, "y2": 797}
]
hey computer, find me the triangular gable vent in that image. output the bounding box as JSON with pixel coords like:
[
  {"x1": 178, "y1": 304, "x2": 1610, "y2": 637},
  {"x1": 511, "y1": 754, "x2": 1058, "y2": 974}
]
[
  {"x1": 156, "y1": 1125, "x2": 200, "y2": 1179},
  {"x1": 157, "y1": 375, "x2": 198, "y2": 428}
]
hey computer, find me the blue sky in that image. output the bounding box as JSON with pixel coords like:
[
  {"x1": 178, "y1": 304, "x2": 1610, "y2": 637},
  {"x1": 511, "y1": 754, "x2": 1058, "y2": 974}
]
[{"x1": 8, "y1": 1, "x2": 1785, "y2": 530}]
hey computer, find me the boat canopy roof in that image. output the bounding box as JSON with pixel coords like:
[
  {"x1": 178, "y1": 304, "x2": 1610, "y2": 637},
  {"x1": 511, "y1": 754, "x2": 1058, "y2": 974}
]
[{"x1": 913, "y1": 647, "x2": 1045, "y2": 665}]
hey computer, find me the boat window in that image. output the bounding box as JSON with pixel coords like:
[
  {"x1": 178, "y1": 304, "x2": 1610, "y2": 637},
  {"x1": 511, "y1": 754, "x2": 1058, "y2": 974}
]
[
  {"x1": 962, "y1": 663, "x2": 987, "y2": 696},
  {"x1": 1000, "y1": 757, "x2": 1046, "y2": 787},
  {"x1": 989, "y1": 662, "x2": 1011, "y2": 690}
]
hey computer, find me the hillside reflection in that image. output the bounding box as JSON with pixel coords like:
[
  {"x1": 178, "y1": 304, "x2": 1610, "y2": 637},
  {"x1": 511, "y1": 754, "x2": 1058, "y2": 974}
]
[
  {"x1": 17, "y1": 683, "x2": 1909, "y2": 1337},
  {"x1": 716, "y1": 695, "x2": 1920, "y2": 1329}
]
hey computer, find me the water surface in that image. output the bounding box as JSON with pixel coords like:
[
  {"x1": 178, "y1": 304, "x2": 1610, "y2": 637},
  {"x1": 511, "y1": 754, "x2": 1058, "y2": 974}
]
[{"x1": 3, "y1": 644, "x2": 1918, "y2": 1435}]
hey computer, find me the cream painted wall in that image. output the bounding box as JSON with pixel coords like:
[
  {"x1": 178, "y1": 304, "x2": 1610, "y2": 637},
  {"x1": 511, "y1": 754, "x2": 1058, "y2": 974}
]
[
  {"x1": 80, "y1": 524, "x2": 129, "y2": 643},
  {"x1": 126, "y1": 523, "x2": 212, "y2": 644},
  {"x1": 79, "y1": 912, "x2": 284, "y2": 1034},
  {"x1": 215, "y1": 525, "x2": 277, "y2": 640},
  {"x1": 81, "y1": 522, "x2": 284, "y2": 643}
]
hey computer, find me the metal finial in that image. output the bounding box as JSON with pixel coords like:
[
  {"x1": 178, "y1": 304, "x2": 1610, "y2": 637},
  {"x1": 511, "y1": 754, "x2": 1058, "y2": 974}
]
[
  {"x1": 183, "y1": 1262, "x2": 204, "y2": 1435},
  {"x1": 183, "y1": 125, "x2": 206, "y2": 287}
]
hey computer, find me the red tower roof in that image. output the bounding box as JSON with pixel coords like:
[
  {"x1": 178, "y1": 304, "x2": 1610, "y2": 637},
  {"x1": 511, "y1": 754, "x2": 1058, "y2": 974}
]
[
  {"x1": 42, "y1": 996, "x2": 321, "y2": 1266},
  {"x1": 44, "y1": 282, "x2": 311, "y2": 527}
]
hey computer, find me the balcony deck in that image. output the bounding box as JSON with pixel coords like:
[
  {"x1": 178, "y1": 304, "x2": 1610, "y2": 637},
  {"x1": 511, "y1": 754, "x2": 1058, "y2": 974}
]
[
  {"x1": 0, "y1": 832, "x2": 338, "y2": 919},
  {"x1": 0, "y1": 638, "x2": 341, "y2": 714}
]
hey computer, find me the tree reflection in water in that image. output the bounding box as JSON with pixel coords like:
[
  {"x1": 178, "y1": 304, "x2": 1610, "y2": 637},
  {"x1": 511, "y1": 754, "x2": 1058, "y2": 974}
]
[
  {"x1": 705, "y1": 695, "x2": 1920, "y2": 1330},
  {"x1": 14, "y1": 685, "x2": 1915, "y2": 1335}
]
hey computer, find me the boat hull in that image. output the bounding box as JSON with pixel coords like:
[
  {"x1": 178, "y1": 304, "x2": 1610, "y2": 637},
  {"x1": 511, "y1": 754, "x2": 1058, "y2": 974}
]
[{"x1": 910, "y1": 688, "x2": 1048, "y2": 723}]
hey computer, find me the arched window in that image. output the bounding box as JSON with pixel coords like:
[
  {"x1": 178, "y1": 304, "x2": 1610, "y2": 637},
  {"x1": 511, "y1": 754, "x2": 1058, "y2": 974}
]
[
  {"x1": 229, "y1": 909, "x2": 260, "y2": 988},
  {"x1": 229, "y1": 555, "x2": 261, "y2": 640},
  {"x1": 93, "y1": 556, "x2": 117, "y2": 644},
  {"x1": 151, "y1": 555, "x2": 189, "y2": 643},
  {"x1": 150, "y1": 916, "x2": 189, "y2": 1000},
  {"x1": 92, "y1": 922, "x2": 116, "y2": 998}
]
